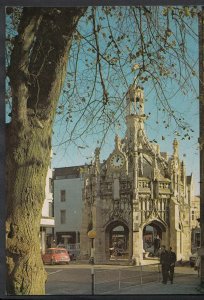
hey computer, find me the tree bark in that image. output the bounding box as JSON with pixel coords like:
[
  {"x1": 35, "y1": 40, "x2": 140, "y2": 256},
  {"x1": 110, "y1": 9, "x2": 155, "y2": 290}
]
[{"x1": 6, "y1": 7, "x2": 86, "y2": 295}]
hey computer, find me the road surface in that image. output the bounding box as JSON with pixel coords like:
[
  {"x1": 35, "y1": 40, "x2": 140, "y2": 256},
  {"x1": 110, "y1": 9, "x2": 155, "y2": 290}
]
[{"x1": 45, "y1": 263, "x2": 200, "y2": 295}]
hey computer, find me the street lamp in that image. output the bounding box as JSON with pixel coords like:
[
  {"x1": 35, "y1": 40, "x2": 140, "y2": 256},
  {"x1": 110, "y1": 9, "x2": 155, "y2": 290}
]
[{"x1": 88, "y1": 229, "x2": 96, "y2": 264}]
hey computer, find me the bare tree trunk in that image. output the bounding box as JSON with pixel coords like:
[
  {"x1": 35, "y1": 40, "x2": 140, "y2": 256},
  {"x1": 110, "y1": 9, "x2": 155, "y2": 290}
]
[
  {"x1": 6, "y1": 123, "x2": 51, "y2": 294},
  {"x1": 6, "y1": 7, "x2": 86, "y2": 295}
]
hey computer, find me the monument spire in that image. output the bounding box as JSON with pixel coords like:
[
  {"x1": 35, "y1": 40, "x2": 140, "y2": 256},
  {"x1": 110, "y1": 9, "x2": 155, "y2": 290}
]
[{"x1": 126, "y1": 81, "x2": 144, "y2": 116}]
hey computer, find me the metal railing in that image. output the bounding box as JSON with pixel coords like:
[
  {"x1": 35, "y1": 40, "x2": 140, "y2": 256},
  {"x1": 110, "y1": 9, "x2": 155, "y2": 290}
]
[
  {"x1": 91, "y1": 263, "x2": 161, "y2": 294},
  {"x1": 66, "y1": 243, "x2": 80, "y2": 250}
]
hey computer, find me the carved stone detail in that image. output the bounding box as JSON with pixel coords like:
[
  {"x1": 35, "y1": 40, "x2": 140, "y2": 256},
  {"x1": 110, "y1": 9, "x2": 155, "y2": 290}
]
[{"x1": 80, "y1": 83, "x2": 194, "y2": 263}]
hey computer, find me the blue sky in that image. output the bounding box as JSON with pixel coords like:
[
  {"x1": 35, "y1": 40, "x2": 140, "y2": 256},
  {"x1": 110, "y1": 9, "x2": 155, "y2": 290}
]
[
  {"x1": 51, "y1": 84, "x2": 200, "y2": 194},
  {"x1": 51, "y1": 7, "x2": 200, "y2": 194}
]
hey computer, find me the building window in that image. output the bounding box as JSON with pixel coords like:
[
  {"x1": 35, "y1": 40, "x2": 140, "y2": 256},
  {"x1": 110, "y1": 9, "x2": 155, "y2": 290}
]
[
  {"x1": 49, "y1": 178, "x2": 53, "y2": 193},
  {"x1": 60, "y1": 210, "x2": 66, "y2": 224},
  {"x1": 192, "y1": 210, "x2": 194, "y2": 221},
  {"x1": 61, "y1": 190, "x2": 66, "y2": 202}
]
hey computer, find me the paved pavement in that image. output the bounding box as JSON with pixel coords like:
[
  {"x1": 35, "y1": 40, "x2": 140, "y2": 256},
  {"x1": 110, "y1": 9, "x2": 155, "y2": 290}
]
[
  {"x1": 104, "y1": 273, "x2": 202, "y2": 295},
  {"x1": 95, "y1": 264, "x2": 202, "y2": 294},
  {"x1": 45, "y1": 260, "x2": 204, "y2": 295}
]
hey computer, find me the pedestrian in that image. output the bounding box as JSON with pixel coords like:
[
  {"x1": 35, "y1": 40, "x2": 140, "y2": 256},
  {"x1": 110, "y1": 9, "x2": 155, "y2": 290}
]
[
  {"x1": 51, "y1": 239, "x2": 56, "y2": 247},
  {"x1": 168, "y1": 247, "x2": 177, "y2": 284},
  {"x1": 160, "y1": 245, "x2": 169, "y2": 284},
  {"x1": 157, "y1": 247, "x2": 162, "y2": 257},
  {"x1": 194, "y1": 254, "x2": 200, "y2": 277},
  {"x1": 153, "y1": 235, "x2": 161, "y2": 256}
]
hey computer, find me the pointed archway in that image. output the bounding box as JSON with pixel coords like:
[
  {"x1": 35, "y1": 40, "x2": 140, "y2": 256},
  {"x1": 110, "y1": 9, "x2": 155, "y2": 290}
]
[
  {"x1": 142, "y1": 219, "x2": 167, "y2": 258},
  {"x1": 105, "y1": 220, "x2": 129, "y2": 260}
]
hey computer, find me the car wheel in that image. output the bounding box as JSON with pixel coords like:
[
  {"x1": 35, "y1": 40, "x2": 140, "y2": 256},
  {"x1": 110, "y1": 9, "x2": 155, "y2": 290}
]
[{"x1": 66, "y1": 262, "x2": 69, "y2": 265}]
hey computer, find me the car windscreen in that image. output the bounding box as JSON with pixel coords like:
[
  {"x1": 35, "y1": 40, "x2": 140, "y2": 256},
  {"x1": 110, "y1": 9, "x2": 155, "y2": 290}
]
[{"x1": 54, "y1": 250, "x2": 67, "y2": 254}]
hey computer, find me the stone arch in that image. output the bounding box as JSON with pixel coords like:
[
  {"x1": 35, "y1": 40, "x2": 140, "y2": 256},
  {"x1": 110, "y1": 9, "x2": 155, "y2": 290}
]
[
  {"x1": 142, "y1": 218, "x2": 168, "y2": 257},
  {"x1": 142, "y1": 218, "x2": 167, "y2": 232},
  {"x1": 105, "y1": 219, "x2": 129, "y2": 260}
]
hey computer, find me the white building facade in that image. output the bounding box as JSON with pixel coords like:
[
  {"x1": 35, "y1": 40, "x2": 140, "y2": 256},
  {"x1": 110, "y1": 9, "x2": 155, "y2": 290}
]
[
  {"x1": 40, "y1": 164, "x2": 54, "y2": 254},
  {"x1": 53, "y1": 166, "x2": 83, "y2": 255}
]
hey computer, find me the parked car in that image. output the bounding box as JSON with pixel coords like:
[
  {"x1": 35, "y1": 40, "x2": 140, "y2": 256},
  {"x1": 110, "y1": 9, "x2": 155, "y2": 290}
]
[
  {"x1": 56, "y1": 244, "x2": 77, "y2": 261},
  {"x1": 42, "y1": 248, "x2": 70, "y2": 265},
  {"x1": 189, "y1": 251, "x2": 198, "y2": 267}
]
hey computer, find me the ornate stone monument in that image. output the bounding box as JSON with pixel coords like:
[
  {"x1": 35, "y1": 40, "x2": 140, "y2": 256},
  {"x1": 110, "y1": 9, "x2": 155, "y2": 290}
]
[{"x1": 80, "y1": 83, "x2": 193, "y2": 264}]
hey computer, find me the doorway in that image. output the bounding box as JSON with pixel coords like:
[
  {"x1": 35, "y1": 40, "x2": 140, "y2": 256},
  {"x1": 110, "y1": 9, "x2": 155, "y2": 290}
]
[
  {"x1": 143, "y1": 220, "x2": 166, "y2": 258},
  {"x1": 105, "y1": 221, "x2": 129, "y2": 260}
]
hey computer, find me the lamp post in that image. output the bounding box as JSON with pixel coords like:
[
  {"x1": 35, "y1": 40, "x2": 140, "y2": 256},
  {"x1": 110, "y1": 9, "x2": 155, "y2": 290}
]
[
  {"x1": 88, "y1": 229, "x2": 96, "y2": 264},
  {"x1": 88, "y1": 230, "x2": 96, "y2": 295}
]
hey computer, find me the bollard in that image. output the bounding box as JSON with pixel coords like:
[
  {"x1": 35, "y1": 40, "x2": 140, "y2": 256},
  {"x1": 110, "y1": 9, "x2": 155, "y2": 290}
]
[
  {"x1": 91, "y1": 266, "x2": 95, "y2": 295},
  {"x1": 139, "y1": 262, "x2": 143, "y2": 285},
  {"x1": 118, "y1": 269, "x2": 121, "y2": 291}
]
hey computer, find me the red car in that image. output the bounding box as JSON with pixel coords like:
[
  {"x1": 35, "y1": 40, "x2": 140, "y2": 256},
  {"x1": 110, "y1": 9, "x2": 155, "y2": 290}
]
[{"x1": 42, "y1": 248, "x2": 71, "y2": 265}]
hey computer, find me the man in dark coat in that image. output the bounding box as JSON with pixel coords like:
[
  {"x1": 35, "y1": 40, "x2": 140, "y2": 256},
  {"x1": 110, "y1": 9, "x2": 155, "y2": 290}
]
[
  {"x1": 160, "y1": 245, "x2": 169, "y2": 284},
  {"x1": 153, "y1": 235, "x2": 161, "y2": 256},
  {"x1": 168, "y1": 247, "x2": 177, "y2": 284}
]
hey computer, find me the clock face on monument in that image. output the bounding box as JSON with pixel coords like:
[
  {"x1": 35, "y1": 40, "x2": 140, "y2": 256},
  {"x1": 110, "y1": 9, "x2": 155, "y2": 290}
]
[{"x1": 110, "y1": 153, "x2": 125, "y2": 170}]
